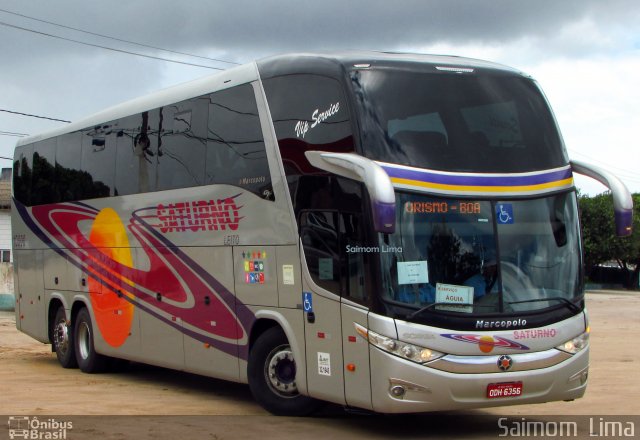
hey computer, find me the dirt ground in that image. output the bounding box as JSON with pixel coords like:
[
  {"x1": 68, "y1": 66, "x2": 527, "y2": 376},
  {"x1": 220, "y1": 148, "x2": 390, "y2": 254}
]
[{"x1": 1, "y1": 291, "x2": 638, "y2": 439}]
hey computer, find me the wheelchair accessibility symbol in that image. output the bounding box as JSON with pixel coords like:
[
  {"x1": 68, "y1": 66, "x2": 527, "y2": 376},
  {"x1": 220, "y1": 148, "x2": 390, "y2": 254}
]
[
  {"x1": 303, "y1": 292, "x2": 313, "y2": 313},
  {"x1": 496, "y1": 203, "x2": 514, "y2": 224}
]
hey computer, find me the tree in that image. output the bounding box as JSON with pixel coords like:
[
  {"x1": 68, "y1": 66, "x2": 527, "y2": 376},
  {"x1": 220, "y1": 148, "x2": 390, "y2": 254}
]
[{"x1": 578, "y1": 193, "x2": 640, "y2": 289}]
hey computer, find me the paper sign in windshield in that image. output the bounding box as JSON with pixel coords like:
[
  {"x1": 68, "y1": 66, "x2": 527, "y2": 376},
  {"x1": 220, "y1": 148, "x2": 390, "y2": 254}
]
[
  {"x1": 397, "y1": 261, "x2": 429, "y2": 285},
  {"x1": 436, "y1": 283, "x2": 474, "y2": 313},
  {"x1": 319, "y1": 258, "x2": 333, "y2": 280}
]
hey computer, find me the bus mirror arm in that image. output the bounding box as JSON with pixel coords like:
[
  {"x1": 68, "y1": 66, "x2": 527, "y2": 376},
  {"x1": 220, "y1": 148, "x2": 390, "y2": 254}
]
[
  {"x1": 571, "y1": 159, "x2": 633, "y2": 237},
  {"x1": 305, "y1": 151, "x2": 396, "y2": 233}
]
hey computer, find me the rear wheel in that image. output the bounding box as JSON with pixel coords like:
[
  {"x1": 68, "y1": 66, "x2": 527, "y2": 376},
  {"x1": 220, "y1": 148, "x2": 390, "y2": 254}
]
[
  {"x1": 248, "y1": 327, "x2": 321, "y2": 416},
  {"x1": 51, "y1": 306, "x2": 77, "y2": 368},
  {"x1": 74, "y1": 308, "x2": 107, "y2": 373}
]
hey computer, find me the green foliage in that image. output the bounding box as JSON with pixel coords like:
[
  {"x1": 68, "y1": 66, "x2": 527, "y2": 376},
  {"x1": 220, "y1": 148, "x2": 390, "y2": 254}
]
[{"x1": 578, "y1": 193, "x2": 640, "y2": 288}]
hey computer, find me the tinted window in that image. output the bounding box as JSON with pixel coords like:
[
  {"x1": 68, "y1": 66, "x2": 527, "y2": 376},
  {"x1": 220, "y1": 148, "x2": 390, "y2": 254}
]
[
  {"x1": 205, "y1": 84, "x2": 273, "y2": 199},
  {"x1": 80, "y1": 123, "x2": 116, "y2": 198},
  {"x1": 114, "y1": 114, "x2": 157, "y2": 196},
  {"x1": 156, "y1": 97, "x2": 207, "y2": 191},
  {"x1": 31, "y1": 140, "x2": 57, "y2": 205},
  {"x1": 55, "y1": 132, "x2": 83, "y2": 202},
  {"x1": 263, "y1": 74, "x2": 354, "y2": 179},
  {"x1": 13, "y1": 144, "x2": 33, "y2": 206},
  {"x1": 350, "y1": 70, "x2": 567, "y2": 173},
  {"x1": 19, "y1": 85, "x2": 271, "y2": 204},
  {"x1": 296, "y1": 176, "x2": 368, "y2": 302}
]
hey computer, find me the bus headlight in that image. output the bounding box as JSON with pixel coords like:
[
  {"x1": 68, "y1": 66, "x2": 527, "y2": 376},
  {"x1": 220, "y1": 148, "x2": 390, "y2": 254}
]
[
  {"x1": 556, "y1": 330, "x2": 589, "y2": 354},
  {"x1": 354, "y1": 323, "x2": 444, "y2": 364}
]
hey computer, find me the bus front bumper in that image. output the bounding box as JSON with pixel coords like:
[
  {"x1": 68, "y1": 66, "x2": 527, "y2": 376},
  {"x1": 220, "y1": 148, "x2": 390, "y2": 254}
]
[{"x1": 369, "y1": 345, "x2": 588, "y2": 413}]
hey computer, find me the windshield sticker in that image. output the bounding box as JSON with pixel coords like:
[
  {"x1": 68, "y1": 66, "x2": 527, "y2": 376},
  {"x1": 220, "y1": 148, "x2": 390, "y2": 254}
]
[
  {"x1": 318, "y1": 258, "x2": 333, "y2": 280},
  {"x1": 496, "y1": 203, "x2": 514, "y2": 224},
  {"x1": 295, "y1": 102, "x2": 340, "y2": 138},
  {"x1": 397, "y1": 261, "x2": 429, "y2": 285},
  {"x1": 435, "y1": 283, "x2": 474, "y2": 313}
]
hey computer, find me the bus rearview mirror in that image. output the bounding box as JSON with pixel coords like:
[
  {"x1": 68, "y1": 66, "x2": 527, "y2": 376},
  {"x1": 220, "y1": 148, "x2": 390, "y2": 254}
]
[
  {"x1": 305, "y1": 151, "x2": 396, "y2": 233},
  {"x1": 571, "y1": 160, "x2": 634, "y2": 237}
]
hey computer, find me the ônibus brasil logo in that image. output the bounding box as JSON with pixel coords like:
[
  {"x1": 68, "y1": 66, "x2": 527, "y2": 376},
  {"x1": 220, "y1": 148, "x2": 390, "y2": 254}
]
[{"x1": 7, "y1": 416, "x2": 73, "y2": 439}]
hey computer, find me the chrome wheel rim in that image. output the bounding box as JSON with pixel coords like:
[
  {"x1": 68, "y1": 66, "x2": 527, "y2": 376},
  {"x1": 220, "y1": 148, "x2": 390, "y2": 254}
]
[
  {"x1": 77, "y1": 321, "x2": 91, "y2": 360},
  {"x1": 53, "y1": 319, "x2": 70, "y2": 357},
  {"x1": 264, "y1": 345, "x2": 298, "y2": 397}
]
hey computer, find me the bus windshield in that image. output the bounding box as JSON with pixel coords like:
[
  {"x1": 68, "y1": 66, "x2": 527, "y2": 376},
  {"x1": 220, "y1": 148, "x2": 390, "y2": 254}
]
[
  {"x1": 379, "y1": 191, "x2": 583, "y2": 319},
  {"x1": 349, "y1": 69, "x2": 568, "y2": 173}
]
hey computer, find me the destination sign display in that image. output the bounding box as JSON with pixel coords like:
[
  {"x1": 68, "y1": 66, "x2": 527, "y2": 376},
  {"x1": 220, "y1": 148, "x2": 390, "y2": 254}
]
[{"x1": 404, "y1": 201, "x2": 482, "y2": 215}]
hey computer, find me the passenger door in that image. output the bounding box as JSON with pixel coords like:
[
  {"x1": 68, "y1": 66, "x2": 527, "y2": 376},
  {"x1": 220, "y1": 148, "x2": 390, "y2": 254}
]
[
  {"x1": 299, "y1": 209, "x2": 372, "y2": 409},
  {"x1": 300, "y1": 210, "x2": 345, "y2": 405}
]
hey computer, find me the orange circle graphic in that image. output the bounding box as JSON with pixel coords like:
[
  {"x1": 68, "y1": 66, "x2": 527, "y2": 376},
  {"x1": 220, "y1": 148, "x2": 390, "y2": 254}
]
[
  {"x1": 87, "y1": 208, "x2": 135, "y2": 347},
  {"x1": 478, "y1": 335, "x2": 495, "y2": 353}
]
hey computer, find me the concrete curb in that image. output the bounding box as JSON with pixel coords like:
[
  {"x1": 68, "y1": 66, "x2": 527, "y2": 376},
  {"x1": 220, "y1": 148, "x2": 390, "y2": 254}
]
[{"x1": 0, "y1": 293, "x2": 15, "y2": 311}]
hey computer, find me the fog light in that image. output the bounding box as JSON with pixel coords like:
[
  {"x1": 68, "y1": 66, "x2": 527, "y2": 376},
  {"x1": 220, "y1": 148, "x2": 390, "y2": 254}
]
[{"x1": 390, "y1": 385, "x2": 406, "y2": 398}]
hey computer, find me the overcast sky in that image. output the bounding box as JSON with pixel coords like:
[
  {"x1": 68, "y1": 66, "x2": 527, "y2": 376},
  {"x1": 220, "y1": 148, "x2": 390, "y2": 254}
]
[{"x1": 1, "y1": 0, "x2": 638, "y2": 195}]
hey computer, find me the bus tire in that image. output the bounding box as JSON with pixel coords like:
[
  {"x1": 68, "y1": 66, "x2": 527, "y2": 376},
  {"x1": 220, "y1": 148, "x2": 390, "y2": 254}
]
[
  {"x1": 51, "y1": 306, "x2": 77, "y2": 369},
  {"x1": 248, "y1": 327, "x2": 320, "y2": 416},
  {"x1": 74, "y1": 308, "x2": 107, "y2": 373}
]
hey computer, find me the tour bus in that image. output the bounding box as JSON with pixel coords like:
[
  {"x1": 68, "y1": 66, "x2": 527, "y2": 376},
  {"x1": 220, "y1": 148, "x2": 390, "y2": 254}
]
[{"x1": 11, "y1": 52, "x2": 633, "y2": 415}]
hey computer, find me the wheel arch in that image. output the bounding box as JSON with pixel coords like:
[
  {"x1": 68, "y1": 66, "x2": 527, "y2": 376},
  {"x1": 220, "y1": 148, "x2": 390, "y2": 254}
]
[{"x1": 247, "y1": 310, "x2": 308, "y2": 395}]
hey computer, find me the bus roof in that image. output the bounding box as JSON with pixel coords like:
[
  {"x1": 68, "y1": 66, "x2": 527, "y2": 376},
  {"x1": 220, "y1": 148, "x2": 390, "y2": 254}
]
[
  {"x1": 257, "y1": 51, "x2": 524, "y2": 79},
  {"x1": 15, "y1": 51, "x2": 526, "y2": 149}
]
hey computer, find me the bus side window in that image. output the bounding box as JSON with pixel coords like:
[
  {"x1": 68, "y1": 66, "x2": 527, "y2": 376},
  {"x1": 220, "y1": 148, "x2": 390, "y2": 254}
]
[
  {"x1": 13, "y1": 145, "x2": 33, "y2": 206},
  {"x1": 342, "y1": 213, "x2": 366, "y2": 303},
  {"x1": 262, "y1": 74, "x2": 354, "y2": 184},
  {"x1": 300, "y1": 211, "x2": 341, "y2": 295},
  {"x1": 156, "y1": 97, "x2": 207, "y2": 191},
  {"x1": 295, "y1": 175, "x2": 369, "y2": 303},
  {"x1": 299, "y1": 209, "x2": 367, "y2": 302},
  {"x1": 206, "y1": 84, "x2": 273, "y2": 200},
  {"x1": 114, "y1": 114, "x2": 157, "y2": 195},
  {"x1": 80, "y1": 122, "x2": 116, "y2": 198},
  {"x1": 56, "y1": 132, "x2": 83, "y2": 202},
  {"x1": 31, "y1": 140, "x2": 57, "y2": 205}
]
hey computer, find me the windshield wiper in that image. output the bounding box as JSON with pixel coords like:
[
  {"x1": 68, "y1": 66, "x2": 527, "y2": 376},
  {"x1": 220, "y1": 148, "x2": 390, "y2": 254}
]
[
  {"x1": 507, "y1": 296, "x2": 582, "y2": 313},
  {"x1": 406, "y1": 303, "x2": 445, "y2": 320}
]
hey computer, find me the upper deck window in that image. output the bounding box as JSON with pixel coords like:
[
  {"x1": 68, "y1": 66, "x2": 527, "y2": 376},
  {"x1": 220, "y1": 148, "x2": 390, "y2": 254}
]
[
  {"x1": 350, "y1": 69, "x2": 568, "y2": 173},
  {"x1": 14, "y1": 83, "x2": 273, "y2": 206}
]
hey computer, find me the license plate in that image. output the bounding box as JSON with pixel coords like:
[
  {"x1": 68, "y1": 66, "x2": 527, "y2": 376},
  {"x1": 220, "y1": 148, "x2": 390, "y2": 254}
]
[{"x1": 486, "y1": 381, "x2": 523, "y2": 398}]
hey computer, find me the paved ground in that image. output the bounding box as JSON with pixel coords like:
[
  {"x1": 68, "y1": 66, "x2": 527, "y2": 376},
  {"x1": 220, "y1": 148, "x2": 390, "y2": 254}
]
[{"x1": 1, "y1": 291, "x2": 638, "y2": 439}]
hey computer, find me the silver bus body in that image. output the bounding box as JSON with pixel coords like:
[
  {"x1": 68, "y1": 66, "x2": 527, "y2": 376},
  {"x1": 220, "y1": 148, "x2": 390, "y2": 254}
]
[{"x1": 11, "y1": 52, "x2": 631, "y2": 415}]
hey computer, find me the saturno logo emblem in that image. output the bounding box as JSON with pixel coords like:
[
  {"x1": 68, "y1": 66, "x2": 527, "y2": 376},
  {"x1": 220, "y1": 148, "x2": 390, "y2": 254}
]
[{"x1": 497, "y1": 355, "x2": 513, "y2": 371}]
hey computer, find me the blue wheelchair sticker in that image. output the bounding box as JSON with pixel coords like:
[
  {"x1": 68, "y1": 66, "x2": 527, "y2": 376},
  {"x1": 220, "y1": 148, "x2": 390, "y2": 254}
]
[
  {"x1": 496, "y1": 203, "x2": 514, "y2": 224},
  {"x1": 303, "y1": 292, "x2": 313, "y2": 312}
]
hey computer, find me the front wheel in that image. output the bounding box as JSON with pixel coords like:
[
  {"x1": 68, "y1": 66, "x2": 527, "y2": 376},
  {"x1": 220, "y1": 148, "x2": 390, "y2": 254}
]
[
  {"x1": 74, "y1": 308, "x2": 107, "y2": 373},
  {"x1": 247, "y1": 327, "x2": 320, "y2": 416}
]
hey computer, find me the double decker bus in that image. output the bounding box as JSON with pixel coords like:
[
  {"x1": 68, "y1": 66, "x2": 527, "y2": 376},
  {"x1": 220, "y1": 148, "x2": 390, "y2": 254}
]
[{"x1": 11, "y1": 52, "x2": 633, "y2": 415}]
